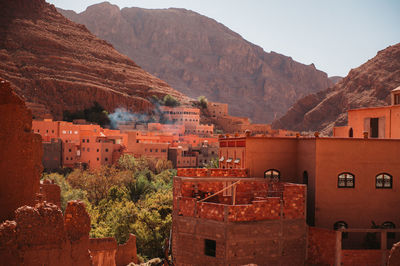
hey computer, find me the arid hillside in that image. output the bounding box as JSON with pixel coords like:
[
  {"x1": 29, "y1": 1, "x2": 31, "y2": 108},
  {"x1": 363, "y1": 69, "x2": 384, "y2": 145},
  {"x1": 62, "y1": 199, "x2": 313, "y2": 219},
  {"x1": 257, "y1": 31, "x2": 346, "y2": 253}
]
[
  {"x1": 273, "y1": 43, "x2": 400, "y2": 134},
  {"x1": 59, "y1": 2, "x2": 333, "y2": 123},
  {"x1": 0, "y1": 0, "x2": 187, "y2": 119}
]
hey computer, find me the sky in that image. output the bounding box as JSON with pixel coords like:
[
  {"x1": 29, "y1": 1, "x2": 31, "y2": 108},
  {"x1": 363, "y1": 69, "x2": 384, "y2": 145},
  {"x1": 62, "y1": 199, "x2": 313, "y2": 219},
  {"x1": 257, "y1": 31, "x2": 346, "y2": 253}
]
[{"x1": 46, "y1": 0, "x2": 400, "y2": 77}]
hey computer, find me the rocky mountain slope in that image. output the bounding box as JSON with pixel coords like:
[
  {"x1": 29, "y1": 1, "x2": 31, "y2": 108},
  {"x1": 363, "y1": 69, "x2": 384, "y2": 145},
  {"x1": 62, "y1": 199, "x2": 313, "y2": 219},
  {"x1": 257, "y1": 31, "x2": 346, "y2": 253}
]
[
  {"x1": 0, "y1": 0, "x2": 187, "y2": 119},
  {"x1": 273, "y1": 43, "x2": 400, "y2": 134},
  {"x1": 58, "y1": 2, "x2": 333, "y2": 123}
]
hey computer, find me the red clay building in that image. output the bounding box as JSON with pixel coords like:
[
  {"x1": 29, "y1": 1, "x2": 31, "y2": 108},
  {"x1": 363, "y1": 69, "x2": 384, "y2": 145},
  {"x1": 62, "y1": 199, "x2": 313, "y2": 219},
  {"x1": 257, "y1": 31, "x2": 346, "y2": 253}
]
[
  {"x1": 334, "y1": 86, "x2": 400, "y2": 139},
  {"x1": 218, "y1": 134, "x2": 400, "y2": 231},
  {"x1": 172, "y1": 168, "x2": 307, "y2": 265}
]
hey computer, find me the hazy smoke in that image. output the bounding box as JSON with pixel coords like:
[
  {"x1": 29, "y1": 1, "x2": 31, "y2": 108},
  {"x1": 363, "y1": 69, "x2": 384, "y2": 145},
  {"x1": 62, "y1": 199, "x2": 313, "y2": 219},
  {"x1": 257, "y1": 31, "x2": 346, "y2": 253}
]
[{"x1": 108, "y1": 108, "x2": 153, "y2": 129}]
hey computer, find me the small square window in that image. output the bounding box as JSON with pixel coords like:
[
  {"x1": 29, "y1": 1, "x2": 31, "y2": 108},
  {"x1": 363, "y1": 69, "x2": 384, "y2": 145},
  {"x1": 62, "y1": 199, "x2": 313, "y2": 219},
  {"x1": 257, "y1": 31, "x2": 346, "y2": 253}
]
[
  {"x1": 97, "y1": 158, "x2": 99, "y2": 161},
  {"x1": 204, "y1": 239, "x2": 216, "y2": 257}
]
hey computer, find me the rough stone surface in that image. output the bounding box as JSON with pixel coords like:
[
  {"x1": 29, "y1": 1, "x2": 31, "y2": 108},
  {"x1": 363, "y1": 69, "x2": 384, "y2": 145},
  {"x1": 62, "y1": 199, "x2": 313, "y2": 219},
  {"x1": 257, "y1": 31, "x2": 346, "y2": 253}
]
[
  {"x1": 64, "y1": 200, "x2": 91, "y2": 242},
  {"x1": 0, "y1": 201, "x2": 92, "y2": 266},
  {"x1": 0, "y1": 0, "x2": 188, "y2": 120},
  {"x1": 274, "y1": 43, "x2": 400, "y2": 134},
  {"x1": 59, "y1": 2, "x2": 332, "y2": 123},
  {"x1": 0, "y1": 79, "x2": 42, "y2": 222}
]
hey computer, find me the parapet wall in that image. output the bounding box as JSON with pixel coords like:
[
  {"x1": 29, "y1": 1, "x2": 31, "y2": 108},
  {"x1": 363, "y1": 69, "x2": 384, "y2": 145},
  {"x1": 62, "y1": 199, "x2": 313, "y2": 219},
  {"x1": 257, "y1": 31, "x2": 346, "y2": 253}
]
[
  {"x1": 174, "y1": 177, "x2": 306, "y2": 222},
  {"x1": 177, "y1": 168, "x2": 248, "y2": 178}
]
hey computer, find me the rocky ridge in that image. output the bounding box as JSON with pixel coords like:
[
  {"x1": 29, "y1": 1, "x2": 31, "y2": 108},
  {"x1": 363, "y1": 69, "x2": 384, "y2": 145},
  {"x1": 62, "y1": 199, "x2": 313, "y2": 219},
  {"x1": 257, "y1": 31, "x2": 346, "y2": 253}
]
[
  {"x1": 59, "y1": 2, "x2": 333, "y2": 123},
  {"x1": 273, "y1": 43, "x2": 400, "y2": 134},
  {"x1": 0, "y1": 0, "x2": 187, "y2": 119}
]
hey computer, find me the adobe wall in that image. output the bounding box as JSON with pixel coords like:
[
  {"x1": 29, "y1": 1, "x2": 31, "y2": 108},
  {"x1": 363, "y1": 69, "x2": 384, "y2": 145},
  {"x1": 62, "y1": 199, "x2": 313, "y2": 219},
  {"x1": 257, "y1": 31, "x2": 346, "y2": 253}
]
[
  {"x1": 314, "y1": 138, "x2": 400, "y2": 228},
  {"x1": 89, "y1": 238, "x2": 117, "y2": 266},
  {"x1": 347, "y1": 107, "x2": 391, "y2": 138},
  {"x1": 306, "y1": 227, "x2": 336, "y2": 265},
  {"x1": 42, "y1": 138, "x2": 62, "y2": 171},
  {"x1": 116, "y1": 234, "x2": 138, "y2": 266},
  {"x1": 40, "y1": 179, "x2": 61, "y2": 207},
  {"x1": 341, "y1": 250, "x2": 383, "y2": 266},
  {"x1": 0, "y1": 79, "x2": 43, "y2": 222},
  {"x1": 245, "y1": 137, "x2": 298, "y2": 181},
  {"x1": 0, "y1": 201, "x2": 92, "y2": 266},
  {"x1": 172, "y1": 216, "x2": 307, "y2": 265}
]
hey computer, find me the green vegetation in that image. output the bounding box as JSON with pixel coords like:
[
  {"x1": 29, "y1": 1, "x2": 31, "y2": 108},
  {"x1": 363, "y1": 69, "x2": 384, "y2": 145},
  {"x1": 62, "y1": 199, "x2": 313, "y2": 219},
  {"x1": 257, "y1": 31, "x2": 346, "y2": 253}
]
[
  {"x1": 162, "y1": 94, "x2": 180, "y2": 107},
  {"x1": 203, "y1": 157, "x2": 219, "y2": 168},
  {"x1": 43, "y1": 155, "x2": 175, "y2": 260},
  {"x1": 63, "y1": 102, "x2": 110, "y2": 127},
  {"x1": 197, "y1": 95, "x2": 208, "y2": 109}
]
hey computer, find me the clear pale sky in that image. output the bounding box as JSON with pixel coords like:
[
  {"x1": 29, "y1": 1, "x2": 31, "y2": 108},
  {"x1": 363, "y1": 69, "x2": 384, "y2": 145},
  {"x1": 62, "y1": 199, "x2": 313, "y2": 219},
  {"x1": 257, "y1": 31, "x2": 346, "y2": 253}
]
[{"x1": 46, "y1": 0, "x2": 400, "y2": 77}]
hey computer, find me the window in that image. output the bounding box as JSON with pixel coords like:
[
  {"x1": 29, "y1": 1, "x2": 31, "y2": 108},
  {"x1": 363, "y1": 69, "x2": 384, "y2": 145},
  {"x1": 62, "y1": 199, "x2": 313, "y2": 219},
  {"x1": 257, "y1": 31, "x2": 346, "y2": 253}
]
[
  {"x1": 334, "y1": 221, "x2": 348, "y2": 239},
  {"x1": 338, "y1": 173, "x2": 355, "y2": 188},
  {"x1": 52, "y1": 130, "x2": 54, "y2": 133},
  {"x1": 68, "y1": 149, "x2": 72, "y2": 152},
  {"x1": 349, "y1": 128, "x2": 353, "y2": 138},
  {"x1": 87, "y1": 148, "x2": 90, "y2": 152},
  {"x1": 161, "y1": 149, "x2": 166, "y2": 153},
  {"x1": 97, "y1": 149, "x2": 99, "y2": 152},
  {"x1": 155, "y1": 149, "x2": 158, "y2": 152},
  {"x1": 376, "y1": 173, "x2": 392, "y2": 189},
  {"x1": 150, "y1": 149, "x2": 153, "y2": 152},
  {"x1": 264, "y1": 169, "x2": 280, "y2": 181},
  {"x1": 370, "y1": 118, "x2": 379, "y2": 138},
  {"x1": 97, "y1": 157, "x2": 99, "y2": 161},
  {"x1": 46, "y1": 130, "x2": 48, "y2": 133},
  {"x1": 204, "y1": 239, "x2": 216, "y2": 257},
  {"x1": 105, "y1": 158, "x2": 108, "y2": 162},
  {"x1": 82, "y1": 147, "x2": 85, "y2": 152},
  {"x1": 105, "y1": 148, "x2": 109, "y2": 152},
  {"x1": 82, "y1": 139, "x2": 85, "y2": 143},
  {"x1": 382, "y1": 221, "x2": 396, "y2": 239},
  {"x1": 87, "y1": 139, "x2": 90, "y2": 143}
]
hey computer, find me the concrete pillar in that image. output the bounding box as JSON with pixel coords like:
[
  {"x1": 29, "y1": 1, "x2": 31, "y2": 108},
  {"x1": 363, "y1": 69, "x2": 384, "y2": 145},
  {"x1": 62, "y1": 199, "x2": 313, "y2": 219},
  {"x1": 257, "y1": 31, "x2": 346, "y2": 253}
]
[
  {"x1": 381, "y1": 231, "x2": 387, "y2": 265},
  {"x1": 335, "y1": 230, "x2": 342, "y2": 266}
]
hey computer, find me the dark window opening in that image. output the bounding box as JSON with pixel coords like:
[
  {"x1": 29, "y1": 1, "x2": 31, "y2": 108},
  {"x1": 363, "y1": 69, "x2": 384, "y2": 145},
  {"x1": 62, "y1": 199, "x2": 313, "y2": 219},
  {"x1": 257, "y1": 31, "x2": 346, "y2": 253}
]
[
  {"x1": 370, "y1": 118, "x2": 379, "y2": 138},
  {"x1": 376, "y1": 173, "x2": 392, "y2": 189},
  {"x1": 204, "y1": 239, "x2": 216, "y2": 257},
  {"x1": 382, "y1": 221, "x2": 396, "y2": 239},
  {"x1": 338, "y1": 172, "x2": 355, "y2": 188},
  {"x1": 264, "y1": 169, "x2": 280, "y2": 181},
  {"x1": 349, "y1": 128, "x2": 353, "y2": 138}
]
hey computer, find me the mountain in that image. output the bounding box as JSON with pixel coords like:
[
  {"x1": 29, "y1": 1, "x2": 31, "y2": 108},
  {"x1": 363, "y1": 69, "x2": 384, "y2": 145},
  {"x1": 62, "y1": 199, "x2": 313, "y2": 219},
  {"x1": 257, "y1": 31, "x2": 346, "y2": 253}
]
[
  {"x1": 58, "y1": 2, "x2": 333, "y2": 123},
  {"x1": 0, "y1": 0, "x2": 187, "y2": 119},
  {"x1": 273, "y1": 43, "x2": 400, "y2": 134}
]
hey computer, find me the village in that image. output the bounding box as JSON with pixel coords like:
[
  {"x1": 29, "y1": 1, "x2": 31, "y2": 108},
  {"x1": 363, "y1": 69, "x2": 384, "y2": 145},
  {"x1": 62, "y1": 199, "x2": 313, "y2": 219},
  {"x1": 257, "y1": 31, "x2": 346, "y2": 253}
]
[{"x1": 1, "y1": 78, "x2": 400, "y2": 265}]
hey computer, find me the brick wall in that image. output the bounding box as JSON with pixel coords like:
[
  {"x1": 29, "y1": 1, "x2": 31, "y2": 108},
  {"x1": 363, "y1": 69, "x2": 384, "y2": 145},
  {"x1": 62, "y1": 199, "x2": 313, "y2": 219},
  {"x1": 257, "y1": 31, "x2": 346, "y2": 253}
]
[
  {"x1": 172, "y1": 215, "x2": 307, "y2": 265},
  {"x1": 177, "y1": 168, "x2": 248, "y2": 178},
  {"x1": 307, "y1": 227, "x2": 336, "y2": 265},
  {"x1": 175, "y1": 178, "x2": 306, "y2": 222}
]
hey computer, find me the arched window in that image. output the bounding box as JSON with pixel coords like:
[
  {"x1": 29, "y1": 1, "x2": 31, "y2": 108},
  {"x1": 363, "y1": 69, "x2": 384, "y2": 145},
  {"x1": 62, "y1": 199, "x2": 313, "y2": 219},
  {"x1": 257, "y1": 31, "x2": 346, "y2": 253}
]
[
  {"x1": 264, "y1": 169, "x2": 280, "y2": 181},
  {"x1": 376, "y1": 173, "x2": 392, "y2": 189},
  {"x1": 338, "y1": 172, "x2": 355, "y2": 188},
  {"x1": 349, "y1": 128, "x2": 353, "y2": 138},
  {"x1": 334, "y1": 221, "x2": 349, "y2": 239},
  {"x1": 382, "y1": 221, "x2": 396, "y2": 239}
]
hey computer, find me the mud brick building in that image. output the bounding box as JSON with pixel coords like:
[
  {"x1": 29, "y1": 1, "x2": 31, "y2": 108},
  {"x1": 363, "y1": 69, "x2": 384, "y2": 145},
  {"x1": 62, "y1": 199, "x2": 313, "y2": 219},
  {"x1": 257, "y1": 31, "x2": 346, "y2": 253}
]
[{"x1": 172, "y1": 168, "x2": 307, "y2": 265}]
